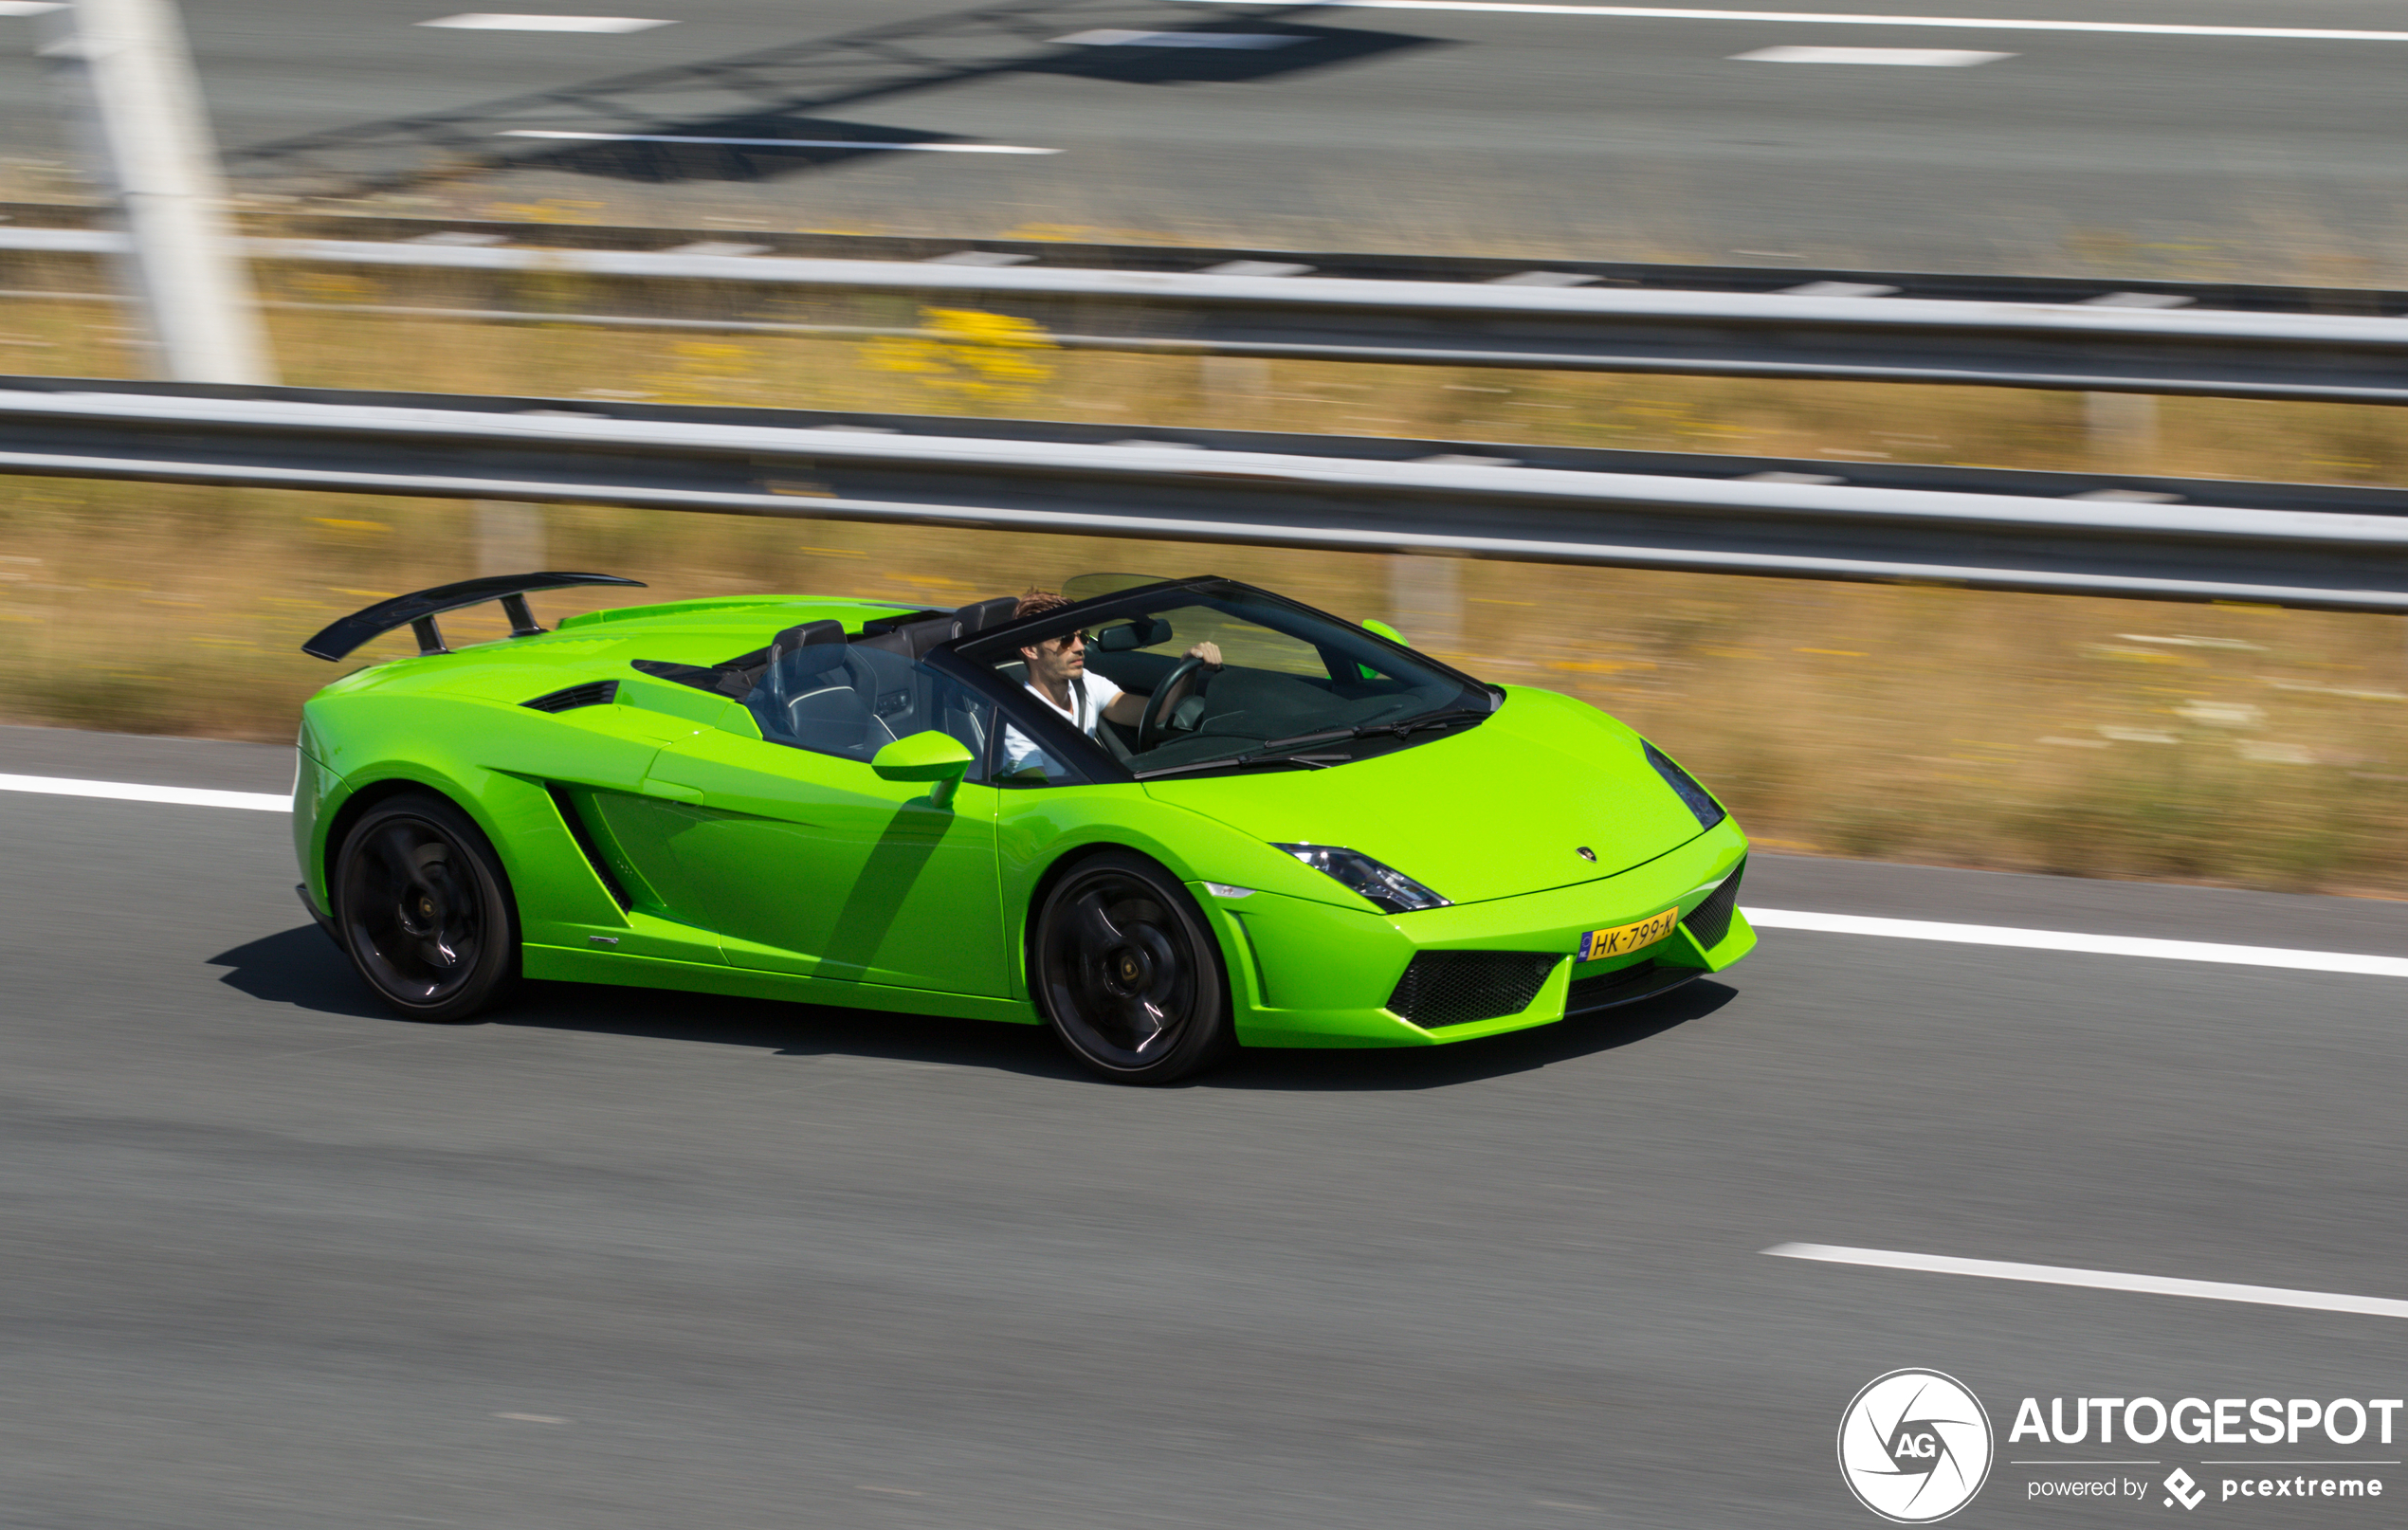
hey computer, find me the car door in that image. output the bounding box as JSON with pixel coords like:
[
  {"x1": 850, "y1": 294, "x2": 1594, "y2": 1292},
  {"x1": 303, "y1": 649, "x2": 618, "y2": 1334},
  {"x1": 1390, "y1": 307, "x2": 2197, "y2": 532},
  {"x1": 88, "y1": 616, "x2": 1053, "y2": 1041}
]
[{"x1": 596, "y1": 646, "x2": 1008, "y2": 997}]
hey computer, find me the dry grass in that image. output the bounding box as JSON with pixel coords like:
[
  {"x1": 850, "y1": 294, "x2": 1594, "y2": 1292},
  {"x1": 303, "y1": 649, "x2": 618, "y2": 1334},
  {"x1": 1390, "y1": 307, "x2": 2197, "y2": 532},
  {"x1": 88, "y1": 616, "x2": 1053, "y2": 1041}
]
[{"x1": 4, "y1": 285, "x2": 2408, "y2": 897}]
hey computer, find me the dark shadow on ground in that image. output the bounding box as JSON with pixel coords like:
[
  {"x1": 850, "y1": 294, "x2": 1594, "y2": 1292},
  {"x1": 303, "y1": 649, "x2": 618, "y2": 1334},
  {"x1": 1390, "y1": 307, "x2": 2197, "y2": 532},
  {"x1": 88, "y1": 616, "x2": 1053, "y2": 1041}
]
[
  {"x1": 516, "y1": 118, "x2": 988, "y2": 185},
  {"x1": 210, "y1": 923, "x2": 1734, "y2": 1091},
  {"x1": 229, "y1": 0, "x2": 1440, "y2": 194},
  {"x1": 518, "y1": 28, "x2": 1439, "y2": 183},
  {"x1": 507, "y1": 978, "x2": 1088, "y2": 1082},
  {"x1": 1015, "y1": 23, "x2": 1438, "y2": 86},
  {"x1": 208, "y1": 924, "x2": 390, "y2": 1020}
]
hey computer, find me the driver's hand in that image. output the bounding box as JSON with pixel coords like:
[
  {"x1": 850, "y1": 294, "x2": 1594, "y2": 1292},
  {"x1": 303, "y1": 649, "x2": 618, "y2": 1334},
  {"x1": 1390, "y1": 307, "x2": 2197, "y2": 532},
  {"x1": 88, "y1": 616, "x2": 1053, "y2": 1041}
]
[{"x1": 1187, "y1": 641, "x2": 1223, "y2": 669}]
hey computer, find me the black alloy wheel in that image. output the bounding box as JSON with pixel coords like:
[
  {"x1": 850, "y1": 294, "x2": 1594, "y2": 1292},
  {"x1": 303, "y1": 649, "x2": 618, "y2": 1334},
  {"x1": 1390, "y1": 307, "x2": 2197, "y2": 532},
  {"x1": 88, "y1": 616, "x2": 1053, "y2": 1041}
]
[
  {"x1": 1033, "y1": 849, "x2": 1231, "y2": 1084},
  {"x1": 333, "y1": 791, "x2": 520, "y2": 1023}
]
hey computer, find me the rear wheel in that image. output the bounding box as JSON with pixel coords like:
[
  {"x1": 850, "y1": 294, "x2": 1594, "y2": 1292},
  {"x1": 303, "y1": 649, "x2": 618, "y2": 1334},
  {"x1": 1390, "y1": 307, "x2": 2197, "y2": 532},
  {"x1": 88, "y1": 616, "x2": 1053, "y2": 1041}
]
[
  {"x1": 333, "y1": 791, "x2": 519, "y2": 1023},
  {"x1": 1033, "y1": 850, "x2": 1231, "y2": 1084}
]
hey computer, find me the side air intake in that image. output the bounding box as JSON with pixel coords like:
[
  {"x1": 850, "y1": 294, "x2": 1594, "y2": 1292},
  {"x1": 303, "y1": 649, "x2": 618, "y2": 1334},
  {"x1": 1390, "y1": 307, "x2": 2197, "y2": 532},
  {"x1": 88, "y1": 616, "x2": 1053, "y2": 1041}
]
[
  {"x1": 1682, "y1": 860, "x2": 1746, "y2": 951},
  {"x1": 1387, "y1": 951, "x2": 1560, "y2": 1029},
  {"x1": 523, "y1": 680, "x2": 620, "y2": 713}
]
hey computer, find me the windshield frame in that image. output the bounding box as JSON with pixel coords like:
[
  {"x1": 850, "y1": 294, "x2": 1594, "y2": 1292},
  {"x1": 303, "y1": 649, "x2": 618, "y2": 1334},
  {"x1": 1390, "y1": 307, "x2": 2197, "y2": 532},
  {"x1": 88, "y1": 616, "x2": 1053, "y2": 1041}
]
[{"x1": 943, "y1": 575, "x2": 1497, "y2": 783}]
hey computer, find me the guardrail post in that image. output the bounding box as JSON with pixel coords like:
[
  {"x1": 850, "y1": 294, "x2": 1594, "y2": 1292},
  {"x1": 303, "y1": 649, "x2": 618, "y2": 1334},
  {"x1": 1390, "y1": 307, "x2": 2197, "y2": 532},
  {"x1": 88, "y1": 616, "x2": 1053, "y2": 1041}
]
[
  {"x1": 1388, "y1": 553, "x2": 1465, "y2": 657},
  {"x1": 41, "y1": 0, "x2": 274, "y2": 384},
  {"x1": 1202, "y1": 355, "x2": 1271, "y2": 410},
  {"x1": 476, "y1": 501, "x2": 547, "y2": 577},
  {"x1": 2084, "y1": 392, "x2": 2158, "y2": 465}
]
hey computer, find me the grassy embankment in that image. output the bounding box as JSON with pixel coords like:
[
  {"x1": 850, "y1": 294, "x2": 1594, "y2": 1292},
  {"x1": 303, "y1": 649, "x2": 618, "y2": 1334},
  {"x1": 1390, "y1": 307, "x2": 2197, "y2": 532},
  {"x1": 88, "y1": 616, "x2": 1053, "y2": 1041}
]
[{"x1": 2, "y1": 257, "x2": 2405, "y2": 895}]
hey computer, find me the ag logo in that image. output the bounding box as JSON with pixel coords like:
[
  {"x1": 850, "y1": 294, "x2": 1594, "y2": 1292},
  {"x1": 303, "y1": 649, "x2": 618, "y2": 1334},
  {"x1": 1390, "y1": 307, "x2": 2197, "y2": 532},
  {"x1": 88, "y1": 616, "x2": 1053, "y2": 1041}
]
[{"x1": 1837, "y1": 1369, "x2": 1995, "y2": 1523}]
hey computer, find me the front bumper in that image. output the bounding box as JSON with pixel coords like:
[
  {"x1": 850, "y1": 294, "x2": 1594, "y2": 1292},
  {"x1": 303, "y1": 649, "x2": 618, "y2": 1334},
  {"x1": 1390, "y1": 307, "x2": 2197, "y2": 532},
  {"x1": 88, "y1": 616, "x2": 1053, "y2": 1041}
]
[{"x1": 1201, "y1": 818, "x2": 1753, "y2": 1047}]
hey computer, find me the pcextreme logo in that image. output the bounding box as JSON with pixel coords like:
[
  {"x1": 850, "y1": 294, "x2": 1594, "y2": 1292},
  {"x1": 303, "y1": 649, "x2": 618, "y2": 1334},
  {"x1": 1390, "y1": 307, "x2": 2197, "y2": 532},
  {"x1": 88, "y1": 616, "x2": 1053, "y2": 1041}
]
[{"x1": 1838, "y1": 1369, "x2": 1997, "y2": 1523}]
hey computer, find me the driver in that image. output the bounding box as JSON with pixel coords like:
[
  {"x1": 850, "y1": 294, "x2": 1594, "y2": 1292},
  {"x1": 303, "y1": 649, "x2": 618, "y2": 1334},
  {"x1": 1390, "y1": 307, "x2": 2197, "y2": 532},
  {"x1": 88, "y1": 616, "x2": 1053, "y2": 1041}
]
[{"x1": 1001, "y1": 589, "x2": 1219, "y2": 776}]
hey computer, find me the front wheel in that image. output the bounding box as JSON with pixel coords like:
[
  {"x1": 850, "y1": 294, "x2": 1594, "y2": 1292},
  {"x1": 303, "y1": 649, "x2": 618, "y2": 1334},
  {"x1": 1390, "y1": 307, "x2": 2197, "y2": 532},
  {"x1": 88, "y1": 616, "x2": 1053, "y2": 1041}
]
[
  {"x1": 332, "y1": 791, "x2": 520, "y2": 1023},
  {"x1": 1033, "y1": 850, "x2": 1232, "y2": 1084}
]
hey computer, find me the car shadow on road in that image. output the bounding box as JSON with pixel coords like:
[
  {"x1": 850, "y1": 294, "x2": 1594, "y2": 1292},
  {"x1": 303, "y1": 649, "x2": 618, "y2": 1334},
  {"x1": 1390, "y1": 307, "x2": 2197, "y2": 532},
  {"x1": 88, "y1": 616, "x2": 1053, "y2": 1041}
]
[
  {"x1": 210, "y1": 923, "x2": 1733, "y2": 1090},
  {"x1": 207, "y1": 924, "x2": 391, "y2": 1020},
  {"x1": 208, "y1": 923, "x2": 1087, "y2": 1079}
]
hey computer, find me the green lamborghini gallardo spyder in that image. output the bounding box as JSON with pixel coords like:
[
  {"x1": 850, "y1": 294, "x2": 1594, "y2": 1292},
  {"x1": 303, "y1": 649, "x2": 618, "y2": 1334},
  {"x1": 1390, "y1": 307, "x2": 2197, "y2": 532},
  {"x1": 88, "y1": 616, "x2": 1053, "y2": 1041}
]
[{"x1": 293, "y1": 572, "x2": 1753, "y2": 1083}]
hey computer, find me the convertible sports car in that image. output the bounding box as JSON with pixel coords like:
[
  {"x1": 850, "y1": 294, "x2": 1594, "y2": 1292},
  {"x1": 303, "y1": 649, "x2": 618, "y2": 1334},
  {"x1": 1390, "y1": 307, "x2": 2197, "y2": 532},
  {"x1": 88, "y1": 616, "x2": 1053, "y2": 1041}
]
[{"x1": 293, "y1": 572, "x2": 1753, "y2": 1083}]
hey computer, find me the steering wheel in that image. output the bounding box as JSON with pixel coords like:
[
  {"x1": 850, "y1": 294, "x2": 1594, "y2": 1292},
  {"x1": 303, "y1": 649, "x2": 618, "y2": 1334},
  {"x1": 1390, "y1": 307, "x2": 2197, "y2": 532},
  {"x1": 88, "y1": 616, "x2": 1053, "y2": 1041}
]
[{"x1": 1138, "y1": 656, "x2": 1210, "y2": 750}]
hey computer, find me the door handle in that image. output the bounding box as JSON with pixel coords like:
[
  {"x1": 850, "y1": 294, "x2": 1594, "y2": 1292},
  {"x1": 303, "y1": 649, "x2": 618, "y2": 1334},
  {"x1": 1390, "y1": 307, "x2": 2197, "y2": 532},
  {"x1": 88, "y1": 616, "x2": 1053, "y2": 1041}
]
[{"x1": 638, "y1": 778, "x2": 703, "y2": 802}]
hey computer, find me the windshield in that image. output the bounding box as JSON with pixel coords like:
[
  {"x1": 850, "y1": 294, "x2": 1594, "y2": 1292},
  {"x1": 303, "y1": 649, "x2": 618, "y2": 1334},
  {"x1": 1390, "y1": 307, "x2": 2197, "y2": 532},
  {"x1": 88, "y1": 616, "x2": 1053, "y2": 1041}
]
[{"x1": 966, "y1": 582, "x2": 1492, "y2": 781}]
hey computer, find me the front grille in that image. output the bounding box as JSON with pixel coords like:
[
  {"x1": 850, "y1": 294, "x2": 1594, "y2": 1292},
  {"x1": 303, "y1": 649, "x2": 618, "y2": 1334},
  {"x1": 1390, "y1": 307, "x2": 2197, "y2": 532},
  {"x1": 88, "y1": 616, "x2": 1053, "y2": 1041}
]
[
  {"x1": 1682, "y1": 858, "x2": 1746, "y2": 950},
  {"x1": 1565, "y1": 959, "x2": 1702, "y2": 1014},
  {"x1": 1388, "y1": 951, "x2": 1560, "y2": 1029},
  {"x1": 523, "y1": 680, "x2": 619, "y2": 713}
]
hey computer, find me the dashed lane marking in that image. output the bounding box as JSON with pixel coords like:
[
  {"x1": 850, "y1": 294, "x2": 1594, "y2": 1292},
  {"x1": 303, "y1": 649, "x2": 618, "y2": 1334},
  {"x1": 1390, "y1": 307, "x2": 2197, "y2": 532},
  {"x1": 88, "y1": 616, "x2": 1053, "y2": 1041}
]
[
  {"x1": 420, "y1": 13, "x2": 673, "y2": 30},
  {"x1": 1767, "y1": 1242, "x2": 2408, "y2": 1321},
  {"x1": 1742, "y1": 907, "x2": 2408, "y2": 978},
  {"x1": 1734, "y1": 44, "x2": 2011, "y2": 63},
  {"x1": 0, "y1": 772, "x2": 289, "y2": 812}
]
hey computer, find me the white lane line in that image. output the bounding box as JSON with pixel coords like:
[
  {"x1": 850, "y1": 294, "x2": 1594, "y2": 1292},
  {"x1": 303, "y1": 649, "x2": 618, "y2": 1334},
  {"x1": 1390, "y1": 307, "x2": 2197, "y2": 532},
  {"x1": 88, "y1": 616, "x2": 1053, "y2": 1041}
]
[
  {"x1": 1766, "y1": 1243, "x2": 2408, "y2": 1322},
  {"x1": 495, "y1": 130, "x2": 1059, "y2": 154},
  {"x1": 1735, "y1": 44, "x2": 2011, "y2": 64},
  {"x1": 1743, "y1": 906, "x2": 2408, "y2": 977},
  {"x1": 1172, "y1": 1, "x2": 2408, "y2": 43},
  {"x1": 420, "y1": 13, "x2": 673, "y2": 30},
  {"x1": 0, "y1": 773, "x2": 289, "y2": 812}
]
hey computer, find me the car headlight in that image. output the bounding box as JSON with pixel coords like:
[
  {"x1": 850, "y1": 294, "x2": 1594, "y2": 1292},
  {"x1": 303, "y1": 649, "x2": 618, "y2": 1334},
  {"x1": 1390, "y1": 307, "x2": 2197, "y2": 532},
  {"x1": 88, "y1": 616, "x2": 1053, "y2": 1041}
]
[
  {"x1": 1643, "y1": 740, "x2": 1726, "y2": 830},
  {"x1": 1273, "y1": 843, "x2": 1450, "y2": 913}
]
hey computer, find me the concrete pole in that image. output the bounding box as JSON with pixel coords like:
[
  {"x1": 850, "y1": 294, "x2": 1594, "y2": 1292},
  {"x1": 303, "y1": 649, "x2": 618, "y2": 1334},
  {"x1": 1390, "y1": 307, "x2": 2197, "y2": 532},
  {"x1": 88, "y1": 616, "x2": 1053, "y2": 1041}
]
[{"x1": 46, "y1": 0, "x2": 274, "y2": 383}]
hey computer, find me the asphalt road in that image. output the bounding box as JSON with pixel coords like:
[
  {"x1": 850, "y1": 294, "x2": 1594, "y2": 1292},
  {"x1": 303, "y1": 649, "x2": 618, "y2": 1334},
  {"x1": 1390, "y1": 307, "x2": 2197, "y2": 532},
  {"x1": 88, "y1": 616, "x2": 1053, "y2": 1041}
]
[
  {"x1": 4, "y1": 719, "x2": 2406, "y2": 1528},
  {"x1": 0, "y1": 0, "x2": 2398, "y2": 273}
]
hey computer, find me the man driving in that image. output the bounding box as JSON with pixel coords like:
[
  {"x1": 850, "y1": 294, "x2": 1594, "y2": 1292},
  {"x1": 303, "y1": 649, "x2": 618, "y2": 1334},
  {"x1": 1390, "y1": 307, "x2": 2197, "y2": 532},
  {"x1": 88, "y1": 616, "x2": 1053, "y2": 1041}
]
[{"x1": 1001, "y1": 589, "x2": 1220, "y2": 777}]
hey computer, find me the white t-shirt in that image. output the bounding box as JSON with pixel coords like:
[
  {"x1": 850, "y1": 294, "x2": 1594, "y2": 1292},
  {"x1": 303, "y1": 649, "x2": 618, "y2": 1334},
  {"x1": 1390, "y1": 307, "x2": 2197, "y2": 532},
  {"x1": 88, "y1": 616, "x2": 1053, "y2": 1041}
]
[{"x1": 1001, "y1": 671, "x2": 1123, "y2": 778}]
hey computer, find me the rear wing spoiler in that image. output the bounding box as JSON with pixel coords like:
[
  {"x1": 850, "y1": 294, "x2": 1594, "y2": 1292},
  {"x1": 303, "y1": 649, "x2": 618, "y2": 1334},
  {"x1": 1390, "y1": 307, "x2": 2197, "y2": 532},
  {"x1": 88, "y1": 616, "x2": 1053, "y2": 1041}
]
[{"x1": 301, "y1": 572, "x2": 646, "y2": 662}]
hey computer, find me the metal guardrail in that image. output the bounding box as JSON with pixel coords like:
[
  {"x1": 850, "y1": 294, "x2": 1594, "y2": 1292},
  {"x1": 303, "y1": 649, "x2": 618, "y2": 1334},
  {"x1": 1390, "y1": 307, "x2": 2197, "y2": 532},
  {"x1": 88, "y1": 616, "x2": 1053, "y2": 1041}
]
[
  {"x1": 8, "y1": 201, "x2": 2396, "y2": 311},
  {"x1": 2, "y1": 375, "x2": 2404, "y2": 611},
  {"x1": 4, "y1": 219, "x2": 2405, "y2": 402}
]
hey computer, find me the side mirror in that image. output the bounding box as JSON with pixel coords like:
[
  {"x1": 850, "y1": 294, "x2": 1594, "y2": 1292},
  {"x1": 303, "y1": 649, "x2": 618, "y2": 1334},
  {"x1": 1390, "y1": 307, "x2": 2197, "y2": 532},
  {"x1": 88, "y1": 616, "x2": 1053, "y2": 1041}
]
[
  {"x1": 871, "y1": 730, "x2": 976, "y2": 808},
  {"x1": 1357, "y1": 618, "x2": 1409, "y2": 679}
]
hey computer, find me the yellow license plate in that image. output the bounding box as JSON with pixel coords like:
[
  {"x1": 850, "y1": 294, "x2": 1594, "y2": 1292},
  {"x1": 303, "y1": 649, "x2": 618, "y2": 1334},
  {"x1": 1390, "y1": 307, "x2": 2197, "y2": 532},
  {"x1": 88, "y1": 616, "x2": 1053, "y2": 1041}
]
[{"x1": 1578, "y1": 907, "x2": 1680, "y2": 962}]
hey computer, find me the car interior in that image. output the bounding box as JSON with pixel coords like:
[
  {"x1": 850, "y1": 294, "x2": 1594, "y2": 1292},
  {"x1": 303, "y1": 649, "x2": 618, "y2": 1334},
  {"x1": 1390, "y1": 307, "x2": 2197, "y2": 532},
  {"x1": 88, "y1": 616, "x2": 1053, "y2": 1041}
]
[
  {"x1": 742, "y1": 600, "x2": 1017, "y2": 766},
  {"x1": 631, "y1": 577, "x2": 1483, "y2": 781}
]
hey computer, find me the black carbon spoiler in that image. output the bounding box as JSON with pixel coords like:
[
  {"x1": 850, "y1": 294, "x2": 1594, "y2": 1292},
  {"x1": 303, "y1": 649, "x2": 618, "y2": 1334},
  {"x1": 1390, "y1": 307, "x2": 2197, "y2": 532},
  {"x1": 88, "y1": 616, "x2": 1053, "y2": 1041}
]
[{"x1": 301, "y1": 572, "x2": 647, "y2": 662}]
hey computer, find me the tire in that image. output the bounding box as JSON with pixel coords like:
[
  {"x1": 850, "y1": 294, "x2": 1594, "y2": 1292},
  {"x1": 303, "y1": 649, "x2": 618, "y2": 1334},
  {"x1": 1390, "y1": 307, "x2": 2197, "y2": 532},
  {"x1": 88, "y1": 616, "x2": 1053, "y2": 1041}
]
[
  {"x1": 1032, "y1": 849, "x2": 1233, "y2": 1084},
  {"x1": 332, "y1": 791, "x2": 520, "y2": 1023}
]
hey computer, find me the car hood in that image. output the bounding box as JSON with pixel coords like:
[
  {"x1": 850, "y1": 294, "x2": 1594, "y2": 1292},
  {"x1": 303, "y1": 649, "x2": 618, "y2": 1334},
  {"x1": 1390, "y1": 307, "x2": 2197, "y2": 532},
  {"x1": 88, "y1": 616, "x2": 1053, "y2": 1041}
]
[{"x1": 1141, "y1": 687, "x2": 1710, "y2": 907}]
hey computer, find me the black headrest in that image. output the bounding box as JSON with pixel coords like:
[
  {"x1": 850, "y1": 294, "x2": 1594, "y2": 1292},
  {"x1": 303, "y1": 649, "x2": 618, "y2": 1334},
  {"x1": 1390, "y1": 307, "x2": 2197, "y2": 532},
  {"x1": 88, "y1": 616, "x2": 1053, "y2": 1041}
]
[
  {"x1": 768, "y1": 619, "x2": 848, "y2": 678},
  {"x1": 953, "y1": 596, "x2": 1020, "y2": 635},
  {"x1": 770, "y1": 619, "x2": 843, "y2": 657}
]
